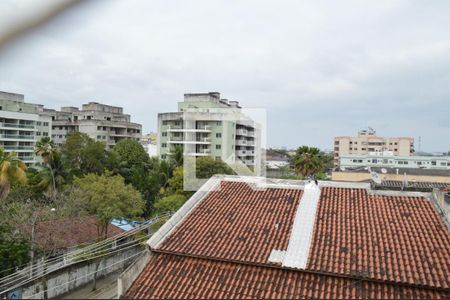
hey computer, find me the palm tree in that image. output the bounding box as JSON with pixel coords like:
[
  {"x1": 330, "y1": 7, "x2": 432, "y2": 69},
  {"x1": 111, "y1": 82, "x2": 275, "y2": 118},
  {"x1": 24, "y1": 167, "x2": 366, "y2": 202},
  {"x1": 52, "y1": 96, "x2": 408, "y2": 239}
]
[
  {"x1": 169, "y1": 145, "x2": 184, "y2": 168},
  {"x1": 34, "y1": 137, "x2": 58, "y2": 194},
  {"x1": 291, "y1": 146, "x2": 323, "y2": 178},
  {"x1": 0, "y1": 148, "x2": 27, "y2": 200}
]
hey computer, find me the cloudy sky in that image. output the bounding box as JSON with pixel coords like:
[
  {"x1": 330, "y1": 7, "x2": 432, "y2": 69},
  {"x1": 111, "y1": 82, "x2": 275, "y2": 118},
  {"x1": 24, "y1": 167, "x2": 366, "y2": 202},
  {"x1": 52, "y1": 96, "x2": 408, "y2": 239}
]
[{"x1": 0, "y1": 0, "x2": 449, "y2": 152}]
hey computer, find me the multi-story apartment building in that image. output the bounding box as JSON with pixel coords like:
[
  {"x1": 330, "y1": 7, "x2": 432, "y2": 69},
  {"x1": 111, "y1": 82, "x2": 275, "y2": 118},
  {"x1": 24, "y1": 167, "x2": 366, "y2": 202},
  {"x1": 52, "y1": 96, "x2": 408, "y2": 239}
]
[
  {"x1": 339, "y1": 151, "x2": 450, "y2": 170},
  {"x1": 333, "y1": 128, "x2": 414, "y2": 167},
  {"x1": 44, "y1": 102, "x2": 141, "y2": 148},
  {"x1": 0, "y1": 91, "x2": 52, "y2": 164},
  {"x1": 157, "y1": 92, "x2": 261, "y2": 172}
]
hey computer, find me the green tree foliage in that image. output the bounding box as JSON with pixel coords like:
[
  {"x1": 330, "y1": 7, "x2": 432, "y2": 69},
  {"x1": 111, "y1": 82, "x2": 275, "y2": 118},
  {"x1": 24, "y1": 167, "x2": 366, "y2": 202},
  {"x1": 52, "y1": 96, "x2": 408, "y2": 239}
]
[
  {"x1": 112, "y1": 140, "x2": 164, "y2": 214},
  {"x1": 153, "y1": 194, "x2": 187, "y2": 214},
  {"x1": 168, "y1": 145, "x2": 183, "y2": 169},
  {"x1": 0, "y1": 224, "x2": 30, "y2": 278},
  {"x1": 291, "y1": 146, "x2": 324, "y2": 178},
  {"x1": 34, "y1": 137, "x2": 58, "y2": 194},
  {"x1": 166, "y1": 166, "x2": 185, "y2": 195},
  {"x1": 70, "y1": 172, "x2": 145, "y2": 240},
  {"x1": 0, "y1": 148, "x2": 27, "y2": 201},
  {"x1": 195, "y1": 156, "x2": 235, "y2": 179},
  {"x1": 61, "y1": 132, "x2": 113, "y2": 178},
  {"x1": 113, "y1": 139, "x2": 150, "y2": 167}
]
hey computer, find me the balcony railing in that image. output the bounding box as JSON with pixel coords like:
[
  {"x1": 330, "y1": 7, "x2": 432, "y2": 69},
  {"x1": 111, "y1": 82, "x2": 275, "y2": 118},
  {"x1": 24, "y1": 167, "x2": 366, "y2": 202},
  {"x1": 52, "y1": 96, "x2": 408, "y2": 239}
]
[
  {"x1": 3, "y1": 145, "x2": 34, "y2": 150},
  {"x1": 236, "y1": 129, "x2": 248, "y2": 136},
  {"x1": 167, "y1": 125, "x2": 211, "y2": 132},
  {"x1": 0, "y1": 134, "x2": 35, "y2": 140},
  {"x1": 0, "y1": 123, "x2": 35, "y2": 129}
]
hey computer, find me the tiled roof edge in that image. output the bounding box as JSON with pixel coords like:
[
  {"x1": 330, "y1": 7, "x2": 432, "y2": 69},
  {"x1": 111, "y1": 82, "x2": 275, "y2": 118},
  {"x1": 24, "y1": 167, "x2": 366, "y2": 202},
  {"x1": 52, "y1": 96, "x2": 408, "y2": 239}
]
[
  {"x1": 152, "y1": 249, "x2": 450, "y2": 293},
  {"x1": 147, "y1": 175, "x2": 222, "y2": 249}
]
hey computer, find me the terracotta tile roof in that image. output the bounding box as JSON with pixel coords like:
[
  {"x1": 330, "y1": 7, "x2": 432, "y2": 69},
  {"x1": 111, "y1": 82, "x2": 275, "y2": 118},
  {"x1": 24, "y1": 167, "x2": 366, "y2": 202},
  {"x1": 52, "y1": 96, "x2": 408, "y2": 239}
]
[
  {"x1": 127, "y1": 253, "x2": 449, "y2": 299},
  {"x1": 127, "y1": 179, "x2": 450, "y2": 298},
  {"x1": 159, "y1": 181, "x2": 303, "y2": 264},
  {"x1": 308, "y1": 187, "x2": 450, "y2": 289},
  {"x1": 34, "y1": 215, "x2": 124, "y2": 254}
]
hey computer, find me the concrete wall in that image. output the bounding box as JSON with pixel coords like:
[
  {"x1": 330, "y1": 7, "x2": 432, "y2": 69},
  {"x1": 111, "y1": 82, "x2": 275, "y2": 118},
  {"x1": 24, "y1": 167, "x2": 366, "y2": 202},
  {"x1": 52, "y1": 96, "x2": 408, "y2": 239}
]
[
  {"x1": 7, "y1": 247, "x2": 142, "y2": 299},
  {"x1": 117, "y1": 250, "x2": 153, "y2": 298},
  {"x1": 332, "y1": 171, "x2": 450, "y2": 183}
]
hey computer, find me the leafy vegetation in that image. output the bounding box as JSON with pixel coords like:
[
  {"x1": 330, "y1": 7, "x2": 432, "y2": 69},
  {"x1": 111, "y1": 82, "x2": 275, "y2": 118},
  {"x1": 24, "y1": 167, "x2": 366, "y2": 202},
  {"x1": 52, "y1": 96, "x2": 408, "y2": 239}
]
[{"x1": 0, "y1": 135, "x2": 251, "y2": 275}]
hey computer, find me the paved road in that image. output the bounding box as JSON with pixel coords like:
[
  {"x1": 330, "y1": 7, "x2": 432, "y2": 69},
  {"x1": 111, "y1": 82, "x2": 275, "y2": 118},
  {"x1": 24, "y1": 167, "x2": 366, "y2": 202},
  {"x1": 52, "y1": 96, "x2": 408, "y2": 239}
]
[{"x1": 61, "y1": 273, "x2": 118, "y2": 299}]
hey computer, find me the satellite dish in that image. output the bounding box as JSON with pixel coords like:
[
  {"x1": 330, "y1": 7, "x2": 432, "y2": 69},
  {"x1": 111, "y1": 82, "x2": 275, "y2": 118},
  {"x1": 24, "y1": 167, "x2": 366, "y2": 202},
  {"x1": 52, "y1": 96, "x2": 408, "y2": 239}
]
[
  {"x1": 381, "y1": 168, "x2": 387, "y2": 174},
  {"x1": 371, "y1": 172, "x2": 382, "y2": 184}
]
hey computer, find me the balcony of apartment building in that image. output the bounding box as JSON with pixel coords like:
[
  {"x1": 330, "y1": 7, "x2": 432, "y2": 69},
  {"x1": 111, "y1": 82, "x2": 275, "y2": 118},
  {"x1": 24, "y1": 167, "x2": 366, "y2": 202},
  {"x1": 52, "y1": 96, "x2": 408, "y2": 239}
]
[
  {"x1": 0, "y1": 121, "x2": 36, "y2": 132},
  {"x1": 167, "y1": 132, "x2": 211, "y2": 145},
  {"x1": 1, "y1": 141, "x2": 34, "y2": 152},
  {"x1": 167, "y1": 124, "x2": 211, "y2": 133},
  {"x1": 0, "y1": 131, "x2": 35, "y2": 141},
  {"x1": 236, "y1": 148, "x2": 255, "y2": 157}
]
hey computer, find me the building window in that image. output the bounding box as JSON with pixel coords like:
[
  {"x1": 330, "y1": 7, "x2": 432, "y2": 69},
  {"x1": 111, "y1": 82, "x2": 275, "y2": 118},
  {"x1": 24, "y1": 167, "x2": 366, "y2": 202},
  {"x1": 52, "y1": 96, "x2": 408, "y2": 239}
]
[
  {"x1": 36, "y1": 122, "x2": 42, "y2": 126},
  {"x1": 216, "y1": 121, "x2": 222, "y2": 126},
  {"x1": 162, "y1": 143, "x2": 167, "y2": 148},
  {"x1": 216, "y1": 133, "x2": 222, "y2": 138},
  {"x1": 43, "y1": 132, "x2": 48, "y2": 136},
  {"x1": 175, "y1": 121, "x2": 181, "y2": 126},
  {"x1": 36, "y1": 132, "x2": 41, "y2": 136},
  {"x1": 162, "y1": 132, "x2": 167, "y2": 137},
  {"x1": 216, "y1": 144, "x2": 221, "y2": 150},
  {"x1": 161, "y1": 154, "x2": 166, "y2": 159},
  {"x1": 431, "y1": 161, "x2": 436, "y2": 166},
  {"x1": 162, "y1": 121, "x2": 168, "y2": 125},
  {"x1": 394, "y1": 148, "x2": 398, "y2": 151}
]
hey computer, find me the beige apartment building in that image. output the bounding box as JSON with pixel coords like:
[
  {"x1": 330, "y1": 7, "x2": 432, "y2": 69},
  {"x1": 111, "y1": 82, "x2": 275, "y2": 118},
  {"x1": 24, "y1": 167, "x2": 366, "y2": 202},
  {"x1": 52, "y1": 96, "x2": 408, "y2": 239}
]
[{"x1": 333, "y1": 128, "x2": 414, "y2": 167}]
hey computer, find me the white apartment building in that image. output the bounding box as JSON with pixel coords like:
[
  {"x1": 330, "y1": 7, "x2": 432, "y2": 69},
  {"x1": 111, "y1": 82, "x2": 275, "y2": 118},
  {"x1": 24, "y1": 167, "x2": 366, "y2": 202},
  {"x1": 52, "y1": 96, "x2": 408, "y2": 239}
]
[
  {"x1": 44, "y1": 102, "x2": 141, "y2": 149},
  {"x1": 0, "y1": 91, "x2": 52, "y2": 165},
  {"x1": 158, "y1": 92, "x2": 261, "y2": 173}
]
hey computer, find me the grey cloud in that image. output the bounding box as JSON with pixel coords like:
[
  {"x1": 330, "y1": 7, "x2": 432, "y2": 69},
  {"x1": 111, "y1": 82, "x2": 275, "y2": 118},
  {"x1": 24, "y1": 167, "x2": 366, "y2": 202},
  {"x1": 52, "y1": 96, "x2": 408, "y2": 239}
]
[{"x1": 0, "y1": 0, "x2": 449, "y2": 152}]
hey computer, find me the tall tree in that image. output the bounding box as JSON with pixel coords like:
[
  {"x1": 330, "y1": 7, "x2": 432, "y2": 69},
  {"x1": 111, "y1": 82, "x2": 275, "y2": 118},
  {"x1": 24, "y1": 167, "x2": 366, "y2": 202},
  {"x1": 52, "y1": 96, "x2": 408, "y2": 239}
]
[
  {"x1": 61, "y1": 132, "x2": 112, "y2": 178},
  {"x1": 112, "y1": 140, "x2": 162, "y2": 215},
  {"x1": 70, "y1": 172, "x2": 145, "y2": 240},
  {"x1": 34, "y1": 137, "x2": 58, "y2": 194},
  {"x1": 0, "y1": 148, "x2": 27, "y2": 201},
  {"x1": 69, "y1": 172, "x2": 144, "y2": 290},
  {"x1": 169, "y1": 145, "x2": 184, "y2": 169},
  {"x1": 291, "y1": 146, "x2": 324, "y2": 178}
]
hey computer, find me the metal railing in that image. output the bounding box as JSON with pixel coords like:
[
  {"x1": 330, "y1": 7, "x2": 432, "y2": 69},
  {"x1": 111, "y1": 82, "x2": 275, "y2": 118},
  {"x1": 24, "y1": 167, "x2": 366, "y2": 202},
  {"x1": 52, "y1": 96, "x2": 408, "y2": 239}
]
[
  {"x1": 0, "y1": 123, "x2": 35, "y2": 129},
  {"x1": 0, "y1": 134, "x2": 35, "y2": 140}
]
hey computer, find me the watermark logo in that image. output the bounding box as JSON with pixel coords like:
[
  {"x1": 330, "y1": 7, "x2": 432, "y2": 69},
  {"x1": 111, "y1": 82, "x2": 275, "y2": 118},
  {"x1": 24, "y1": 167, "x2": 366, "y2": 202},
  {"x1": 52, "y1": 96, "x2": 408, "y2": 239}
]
[{"x1": 178, "y1": 107, "x2": 267, "y2": 191}]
